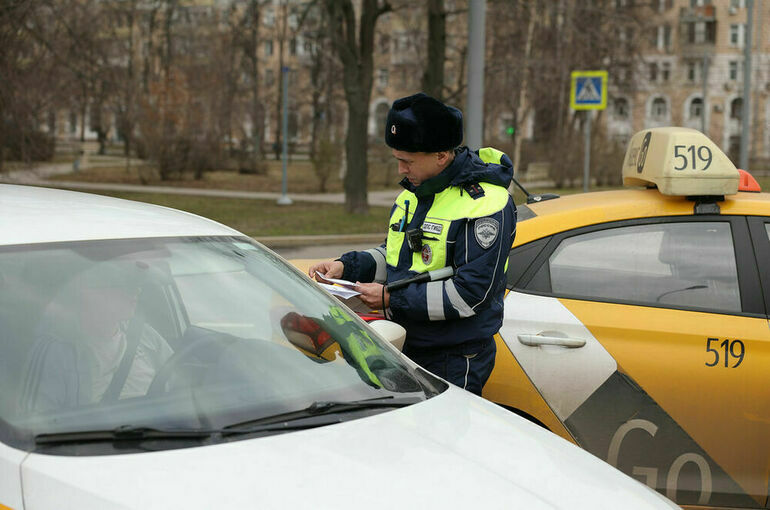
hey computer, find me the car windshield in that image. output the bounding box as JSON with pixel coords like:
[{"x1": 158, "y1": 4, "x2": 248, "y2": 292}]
[{"x1": 0, "y1": 236, "x2": 440, "y2": 453}]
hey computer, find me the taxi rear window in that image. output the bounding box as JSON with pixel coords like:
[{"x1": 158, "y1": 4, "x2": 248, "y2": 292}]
[{"x1": 517, "y1": 204, "x2": 536, "y2": 221}]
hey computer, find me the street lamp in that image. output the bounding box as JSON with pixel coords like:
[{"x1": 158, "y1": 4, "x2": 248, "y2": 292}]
[{"x1": 277, "y1": 65, "x2": 292, "y2": 205}]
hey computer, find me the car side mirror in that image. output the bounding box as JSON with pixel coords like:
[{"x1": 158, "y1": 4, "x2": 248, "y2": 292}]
[{"x1": 367, "y1": 320, "x2": 406, "y2": 352}]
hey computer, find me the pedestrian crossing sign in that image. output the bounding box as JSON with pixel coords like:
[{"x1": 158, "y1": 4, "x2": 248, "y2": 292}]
[{"x1": 570, "y1": 70, "x2": 608, "y2": 110}]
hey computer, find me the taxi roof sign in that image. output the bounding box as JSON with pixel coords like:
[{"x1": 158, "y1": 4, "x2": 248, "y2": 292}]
[{"x1": 622, "y1": 127, "x2": 738, "y2": 196}]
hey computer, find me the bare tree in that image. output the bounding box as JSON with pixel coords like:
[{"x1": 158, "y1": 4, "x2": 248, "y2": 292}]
[
  {"x1": 0, "y1": 0, "x2": 59, "y2": 166},
  {"x1": 486, "y1": 0, "x2": 652, "y2": 185},
  {"x1": 322, "y1": 0, "x2": 391, "y2": 214},
  {"x1": 238, "y1": 0, "x2": 268, "y2": 173},
  {"x1": 421, "y1": 0, "x2": 446, "y2": 100}
]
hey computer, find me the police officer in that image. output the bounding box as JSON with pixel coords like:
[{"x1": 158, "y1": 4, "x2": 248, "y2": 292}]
[{"x1": 309, "y1": 93, "x2": 516, "y2": 396}]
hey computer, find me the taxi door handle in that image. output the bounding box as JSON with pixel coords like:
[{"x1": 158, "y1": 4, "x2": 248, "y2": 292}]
[{"x1": 517, "y1": 334, "x2": 586, "y2": 348}]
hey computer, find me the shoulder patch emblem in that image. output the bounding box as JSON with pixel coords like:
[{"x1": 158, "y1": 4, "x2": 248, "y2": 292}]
[{"x1": 474, "y1": 217, "x2": 499, "y2": 249}]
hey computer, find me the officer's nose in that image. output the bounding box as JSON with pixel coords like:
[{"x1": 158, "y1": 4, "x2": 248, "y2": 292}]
[{"x1": 398, "y1": 161, "x2": 409, "y2": 175}]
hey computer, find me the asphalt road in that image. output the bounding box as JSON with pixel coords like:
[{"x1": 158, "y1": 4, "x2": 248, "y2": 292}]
[{"x1": 274, "y1": 243, "x2": 376, "y2": 260}]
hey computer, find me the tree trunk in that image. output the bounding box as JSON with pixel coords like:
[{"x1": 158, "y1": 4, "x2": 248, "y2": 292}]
[
  {"x1": 421, "y1": 0, "x2": 446, "y2": 100},
  {"x1": 274, "y1": 2, "x2": 288, "y2": 159},
  {"x1": 511, "y1": 0, "x2": 536, "y2": 192},
  {"x1": 344, "y1": 97, "x2": 369, "y2": 213},
  {"x1": 251, "y1": 3, "x2": 262, "y2": 170},
  {"x1": 323, "y1": 0, "x2": 389, "y2": 215}
]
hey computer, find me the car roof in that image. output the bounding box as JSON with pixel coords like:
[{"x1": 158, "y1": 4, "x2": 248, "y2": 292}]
[
  {"x1": 0, "y1": 184, "x2": 241, "y2": 246},
  {"x1": 516, "y1": 188, "x2": 770, "y2": 245}
]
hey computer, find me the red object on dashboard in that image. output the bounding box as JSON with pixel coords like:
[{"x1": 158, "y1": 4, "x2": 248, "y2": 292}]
[{"x1": 358, "y1": 313, "x2": 386, "y2": 322}]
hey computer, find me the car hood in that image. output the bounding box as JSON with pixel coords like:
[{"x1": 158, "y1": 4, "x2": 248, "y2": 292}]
[{"x1": 19, "y1": 387, "x2": 674, "y2": 510}]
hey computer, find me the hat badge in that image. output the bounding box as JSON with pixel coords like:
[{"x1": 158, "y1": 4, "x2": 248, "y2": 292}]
[{"x1": 391, "y1": 124, "x2": 397, "y2": 135}]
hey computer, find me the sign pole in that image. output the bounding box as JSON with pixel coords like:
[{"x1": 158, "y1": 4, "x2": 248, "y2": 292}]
[
  {"x1": 583, "y1": 113, "x2": 591, "y2": 193},
  {"x1": 570, "y1": 70, "x2": 607, "y2": 194},
  {"x1": 278, "y1": 66, "x2": 292, "y2": 205}
]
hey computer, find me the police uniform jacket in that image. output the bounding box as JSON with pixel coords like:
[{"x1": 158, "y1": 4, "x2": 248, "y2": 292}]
[{"x1": 339, "y1": 147, "x2": 517, "y2": 350}]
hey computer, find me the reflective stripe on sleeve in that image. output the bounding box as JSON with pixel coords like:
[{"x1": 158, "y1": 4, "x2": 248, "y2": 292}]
[
  {"x1": 426, "y1": 281, "x2": 445, "y2": 321},
  {"x1": 364, "y1": 247, "x2": 387, "y2": 283},
  {"x1": 444, "y1": 280, "x2": 476, "y2": 318}
]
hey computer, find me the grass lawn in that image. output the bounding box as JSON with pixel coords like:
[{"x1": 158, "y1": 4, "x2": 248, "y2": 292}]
[
  {"x1": 89, "y1": 190, "x2": 391, "y2": 237},
  {"x1": 50, "y1": 157, "x2": 401, "y2": 195}
]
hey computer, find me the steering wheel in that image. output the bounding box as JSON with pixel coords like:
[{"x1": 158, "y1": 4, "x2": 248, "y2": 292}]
[{"x1": 147, "y1": 332, "x2": 225, "y2": 396}]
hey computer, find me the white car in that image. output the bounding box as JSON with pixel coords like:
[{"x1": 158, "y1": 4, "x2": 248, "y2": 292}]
[{"x1": 0, "y1": 184, "x2": 676, "y2": 509}]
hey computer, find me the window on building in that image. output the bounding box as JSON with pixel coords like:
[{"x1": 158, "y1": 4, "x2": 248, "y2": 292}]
[
  {"x1": 658, "y1": 0, "x2": 673, "y2": 11},
  {"x1": 377, "y1": 68, "x2": 389, "y2": 89},
  {"x1": 69, "y1": 111, "x2": 77, "y2": 134},
  {"x1": 47, "y1": 111, "x2": 56, "y2": 134},
  {"x1": 661, "y1": 62, "x2": 671, "y2": 82},
  {"x1": 264, "y1": 40, "x2": 273, "y2": 57},
  {"x1": 379, "y1": 34, "x2": 390, "y2": 53},
  {"x1": 375, "y1": 102, "x2": 389, "y2": 132},
  {"x1": 690, "y1": 0, "x2": 713, "y2": 6},
  {"x1": 652, "y1": 97, "x2": 668, "y2": 120},
  {"x1": 649, "y1": 62, "x2": 658, "y2": 81},
  {"x1": 263, "y1": 8, "x2": 275, "y2": 26},
  {"x1": 618, "y1": 26, "x2": 628, "y2": 47},
  {"x1": 689, "y1": 97, "x2": 704, "y2": 119},
  {"x1": 686, "y1": 60, "x2": 702, "y2": 82},
  {"x1": 265, "y1": 69, "x2": 274, "y2": 87},
  {"x1": 729, "y1": 60, "x2": 739, "y2": 80},
  {"x1": 730, "y1": 0, "x2": 744, "y2": 8},
  {"x1": 657, "y1": 25, "x2": 671, "y2": 50},
  {"x1": 289, "y1": 38, "x2": 297, "y2": 56},
  {"x1": 616, "y1": 64, "x2": 630, "y2": 84},
  {"x1": 730, "y1": 98, "x2": 743, "y2": 120},
  {"x1": 687, "y1": 21, "x2": 716, "y2": 44},
  {"x1": 729, "y1": 24, "x2": 745, "y2": 47},
  {"x1": 613, "y1": 98, "x2": 629, "y2": 119}
]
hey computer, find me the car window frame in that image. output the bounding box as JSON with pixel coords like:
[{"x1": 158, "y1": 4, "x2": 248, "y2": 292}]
[
  {"x1": 746, "y1": 216, "x2": 770, "y2": 318},
  {"x1": 512, "y1": 215, "x2": 765, "y2": 318}
]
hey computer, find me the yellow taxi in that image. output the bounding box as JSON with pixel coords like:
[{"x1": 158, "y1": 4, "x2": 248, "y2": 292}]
[{"x1": 484, "y1": 127, "x2": 770, "y2": 509}]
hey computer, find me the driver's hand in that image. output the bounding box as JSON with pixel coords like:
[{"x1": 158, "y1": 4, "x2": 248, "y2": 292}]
[{"x1": 308, "y1": 260, "x2": 344, "y2": 283}]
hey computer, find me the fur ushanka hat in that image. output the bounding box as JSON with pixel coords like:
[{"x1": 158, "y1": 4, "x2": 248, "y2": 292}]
[{"x1": 385, "y1": 93, "x2": 463, "y2": 153}]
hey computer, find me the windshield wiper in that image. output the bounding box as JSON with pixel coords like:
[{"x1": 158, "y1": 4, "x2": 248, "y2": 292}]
[
  {"x1": 34, "y1": 425, "x2": 217, "y2": 446},
  {"x1": 34, "y1": 396, "x2": 422, "y2": 446},
  {"x1": 224, "y1": 395, "x2": 422, "y2": 431}
]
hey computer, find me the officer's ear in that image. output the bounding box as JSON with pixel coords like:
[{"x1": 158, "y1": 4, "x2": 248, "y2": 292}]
[{"x1": 435, "y1": 150, "x2": 453, "y2": 166}]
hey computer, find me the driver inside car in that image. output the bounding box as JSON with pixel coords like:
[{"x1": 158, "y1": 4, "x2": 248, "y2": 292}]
[{"x1": 20, "y1": 261, "x2": 173, "y2": 412}]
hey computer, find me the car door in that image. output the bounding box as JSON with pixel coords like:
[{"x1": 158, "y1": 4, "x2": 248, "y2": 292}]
[
  {"x1": 500, "y1": 216, "x2": 770, "y2": 508},
  {"x1": 747, "y1": 216, "x2": 770, "y2": 510}
]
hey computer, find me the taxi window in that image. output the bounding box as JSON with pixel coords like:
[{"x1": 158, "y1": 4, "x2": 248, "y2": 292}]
[
  {"x1": 765, "y1": 223, "x2": 770, "y2": 242},
  {"x1": 527, "y1": 222, "x2": 741, "y2": 313}
]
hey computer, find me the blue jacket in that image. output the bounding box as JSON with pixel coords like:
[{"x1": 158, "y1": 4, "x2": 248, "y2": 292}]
[{"x1": 340, "y1": 147, "x2": 517, "y2": 350}]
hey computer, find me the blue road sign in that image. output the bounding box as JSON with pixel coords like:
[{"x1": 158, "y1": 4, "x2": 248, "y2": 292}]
[{"x1": 570, "y1": 71, "x2": 608, "y2": 110}]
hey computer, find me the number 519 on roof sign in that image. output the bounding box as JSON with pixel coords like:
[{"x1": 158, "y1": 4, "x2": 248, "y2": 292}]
[{"x1": 570, "y1": 70, "x2": 608, "y2": 110}]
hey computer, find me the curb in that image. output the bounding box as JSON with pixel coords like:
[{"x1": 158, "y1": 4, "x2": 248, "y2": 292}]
[{"x1": 254, "y1": 233, "x2": 384, "y2": 249}]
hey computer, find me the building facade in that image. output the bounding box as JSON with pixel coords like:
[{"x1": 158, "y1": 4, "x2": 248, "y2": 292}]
[
  {"x1": 608, "y1": 0, "x2": 770, "y2": 167},
  {"x1": 47, "y1": 0, "x2": 768, "y2": 170}
]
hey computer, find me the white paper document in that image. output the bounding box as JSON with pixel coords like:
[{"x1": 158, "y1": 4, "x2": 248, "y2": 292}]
[
  {"x1": 315, "y1": 271, "x2": 358, "y2": 288},
  {"x1": 317, "y1": 282, "x2": 361, "y2": 299}
]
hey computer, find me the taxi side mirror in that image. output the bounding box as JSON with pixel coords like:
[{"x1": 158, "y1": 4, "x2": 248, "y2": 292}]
[{"x1": 367, "y1": 320, "x2": 406, "y2": 352}]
